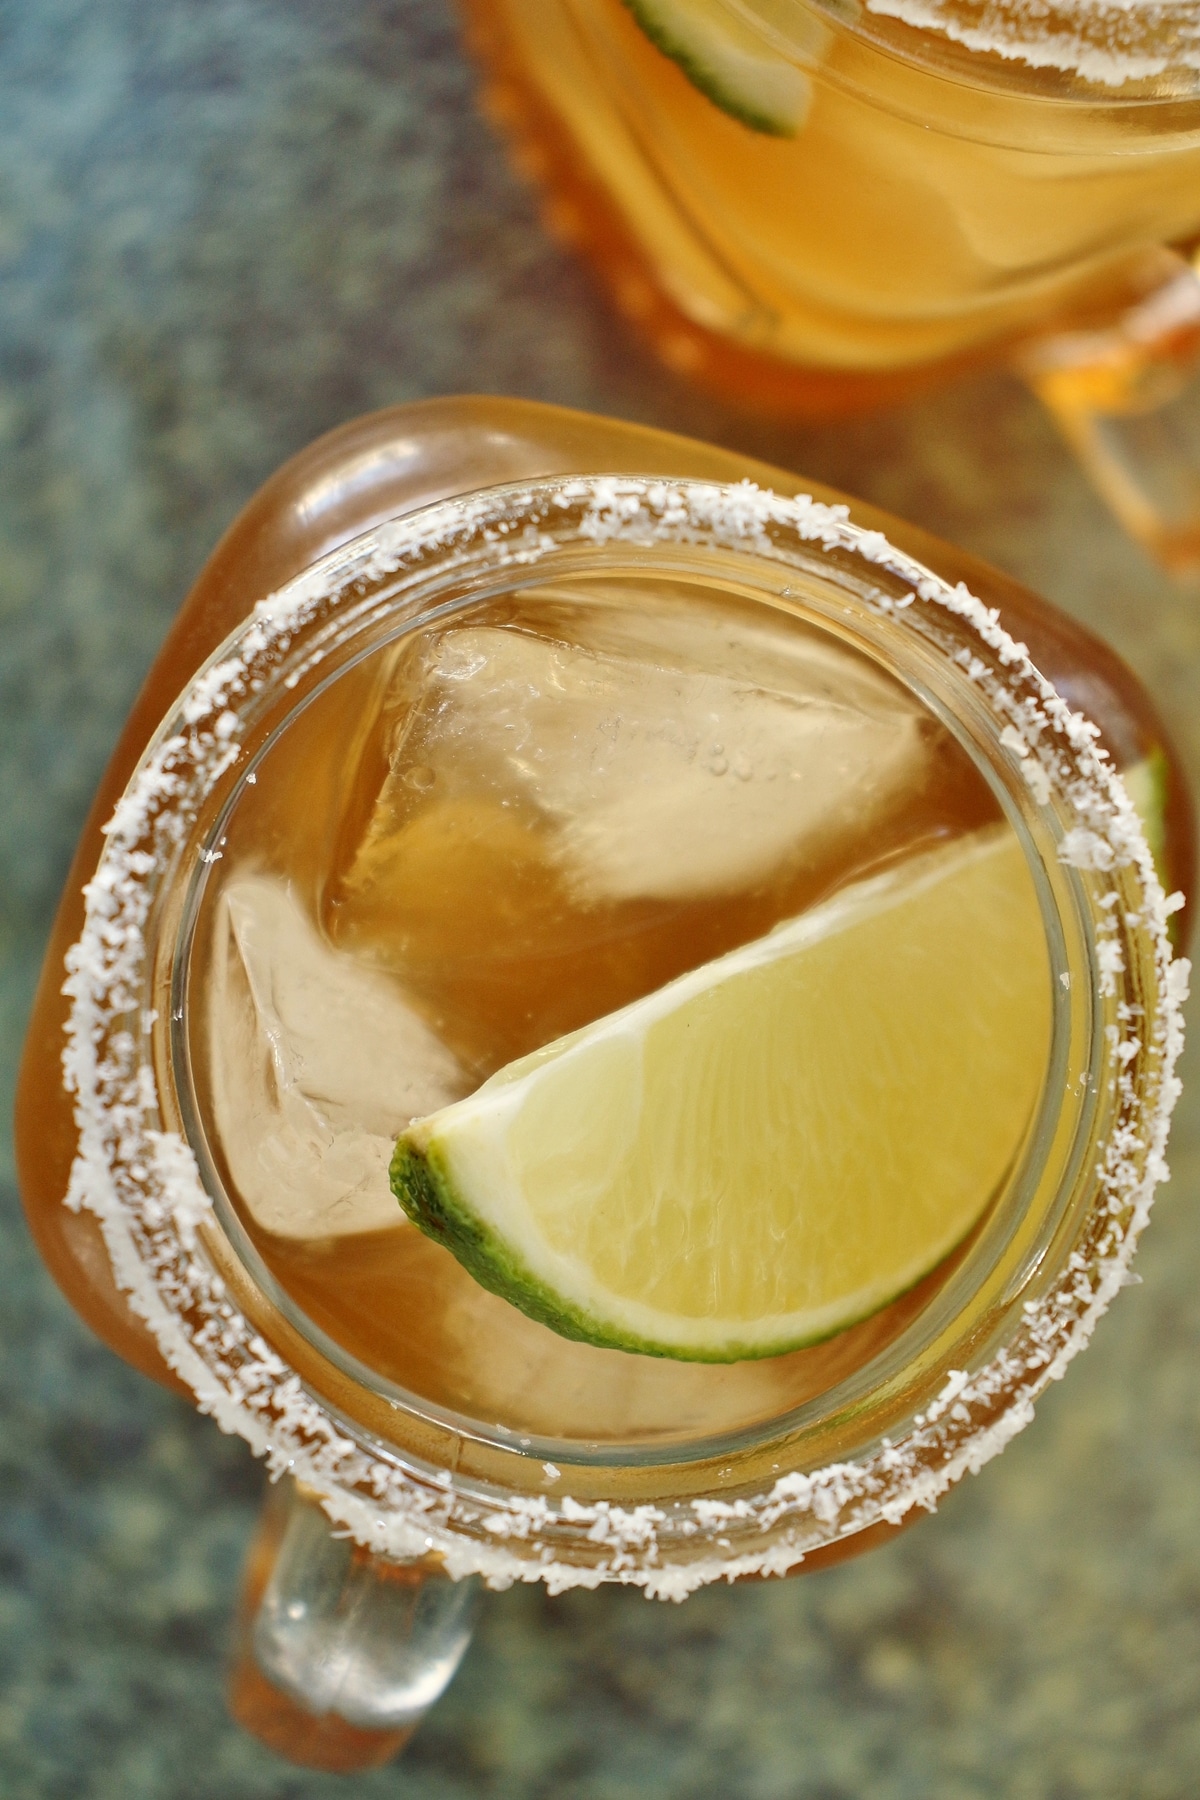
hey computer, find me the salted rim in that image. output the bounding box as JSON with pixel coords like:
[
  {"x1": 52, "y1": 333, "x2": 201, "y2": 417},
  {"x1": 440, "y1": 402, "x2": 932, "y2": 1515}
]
[
  {"x1": 861, "y1": 0, "x2": 1200, "y2": 88},
  {"x1": 60, "y1": 476, "x2": 1188, "y2": 1598}
]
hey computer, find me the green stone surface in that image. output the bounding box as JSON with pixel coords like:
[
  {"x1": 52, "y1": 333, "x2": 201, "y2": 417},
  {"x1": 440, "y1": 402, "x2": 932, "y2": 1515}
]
[{"x1": 1, "y1": 3, "x2": 1198, "y2": 1795}]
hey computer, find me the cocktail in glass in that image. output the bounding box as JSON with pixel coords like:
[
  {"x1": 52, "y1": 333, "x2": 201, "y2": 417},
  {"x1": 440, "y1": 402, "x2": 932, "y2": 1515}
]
[
  {"x1": 462, "y1": 1, "x2": 1200, "y2": 565},
  {"x1": 16, "y1": 398, "x2": 1192, "y2": 1769}
]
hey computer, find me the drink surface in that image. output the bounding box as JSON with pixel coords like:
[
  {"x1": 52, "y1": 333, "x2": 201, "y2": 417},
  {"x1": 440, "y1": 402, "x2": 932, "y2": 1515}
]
[
  {"x1": 188, "y1": 569, "x2": 1050, "y2": 1444},
  {"x1": 466, "y1": 0, "x2": 1200, "y2": 386}
]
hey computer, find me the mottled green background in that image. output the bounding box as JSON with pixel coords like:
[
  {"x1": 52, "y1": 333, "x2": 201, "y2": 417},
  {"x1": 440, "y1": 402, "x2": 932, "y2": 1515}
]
[{"x1": 2, "y1": 3, "x2": 1199, "y2": 1796}]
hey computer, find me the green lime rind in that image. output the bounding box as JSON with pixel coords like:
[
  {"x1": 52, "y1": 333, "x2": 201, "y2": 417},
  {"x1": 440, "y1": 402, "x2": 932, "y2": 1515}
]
[
  {"x1": 389, "y1": 1137, "x2": 946, "y2": 1364},
  {"x1": 389, "y1": 1136, "x2": 748, "y2": 1358},
  {"x1": 620, "y1": 0, "x2": 801, "y2": 136}
]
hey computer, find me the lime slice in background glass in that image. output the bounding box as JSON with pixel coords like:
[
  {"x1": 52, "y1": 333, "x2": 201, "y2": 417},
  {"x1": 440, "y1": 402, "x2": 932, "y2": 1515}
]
[{"x1": 621, "y1": 0, "x2": 814, "y2": 135}]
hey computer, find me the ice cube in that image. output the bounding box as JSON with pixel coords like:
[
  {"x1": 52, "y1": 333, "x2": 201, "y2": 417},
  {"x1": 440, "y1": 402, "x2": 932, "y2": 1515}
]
[
  {"x1": 334, "y1": 604, "x2": 935, "y2": 911},
  {"x1": 206, "y1": 874, "x2": 467, "y2": 1240}
]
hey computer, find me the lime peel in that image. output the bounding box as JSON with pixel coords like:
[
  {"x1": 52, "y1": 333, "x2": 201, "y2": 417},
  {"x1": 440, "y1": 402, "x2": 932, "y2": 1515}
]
[{"x1": 621, "y1": 0, "x2": 813, "y2": 136}]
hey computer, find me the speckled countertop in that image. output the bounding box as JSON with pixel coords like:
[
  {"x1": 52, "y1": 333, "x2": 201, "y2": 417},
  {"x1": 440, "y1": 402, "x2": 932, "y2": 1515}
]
[{"x1": 2, "y1": 4, "x2": 1199, "y2": 1796}]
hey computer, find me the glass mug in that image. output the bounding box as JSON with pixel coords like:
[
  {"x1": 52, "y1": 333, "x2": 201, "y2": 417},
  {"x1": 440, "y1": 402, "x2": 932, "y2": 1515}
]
[
  {"x1": 462, "y1": 0, "x2": 1200, "y2": 569},
  {"x1": 16, "y1": 398, "x2": 1192, "y2": 1771}
]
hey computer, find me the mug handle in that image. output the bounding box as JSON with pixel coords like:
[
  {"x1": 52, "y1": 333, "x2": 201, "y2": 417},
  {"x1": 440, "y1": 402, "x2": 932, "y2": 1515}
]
[
  {"x1": 227, "y1": 1478, "x2": 481, "y2": 1772},
  {"x1": 1016, "y1": 246, "x2": 1200, "y2": 579}
]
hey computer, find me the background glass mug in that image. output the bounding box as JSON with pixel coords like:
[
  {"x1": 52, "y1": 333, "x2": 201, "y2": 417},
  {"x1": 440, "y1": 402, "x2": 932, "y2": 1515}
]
[
  {"x1": 16, "y1": 399, "x2": 1193, "y2": 1771},
  {"x1": 462, "y1": 0, "x2": 1200, "y2": 569}
]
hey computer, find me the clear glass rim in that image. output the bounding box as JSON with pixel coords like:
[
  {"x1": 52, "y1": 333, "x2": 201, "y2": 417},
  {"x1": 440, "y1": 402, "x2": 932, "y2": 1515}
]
[{"x1": 59, "y1": 474, "x2": 1185, "y2": 1591}]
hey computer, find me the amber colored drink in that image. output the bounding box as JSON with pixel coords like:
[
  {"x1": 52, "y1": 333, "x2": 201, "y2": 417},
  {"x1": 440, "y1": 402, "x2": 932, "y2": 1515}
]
[
  {"x1": 14, "y1": 399, "x2": 1193, "y2": 1765},
  {"x1": 16, "y1": 399, "x2": 1191, "y2": 1415},
  {"x1": 195, "y1": 573, "x2": 1014, "y2": 1436},
  {"x1": 463, "y1": 0, "x2": 1200, "y2": 410}
]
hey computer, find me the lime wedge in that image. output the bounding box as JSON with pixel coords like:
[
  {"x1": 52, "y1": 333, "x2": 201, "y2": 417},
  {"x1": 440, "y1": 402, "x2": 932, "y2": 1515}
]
[
  {"x1": 622, "y1": 0, "x2": 812, "y2": 136},
  {"x1": 391, "y1": 829, "x2": 1050, "y2": 1361}
]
